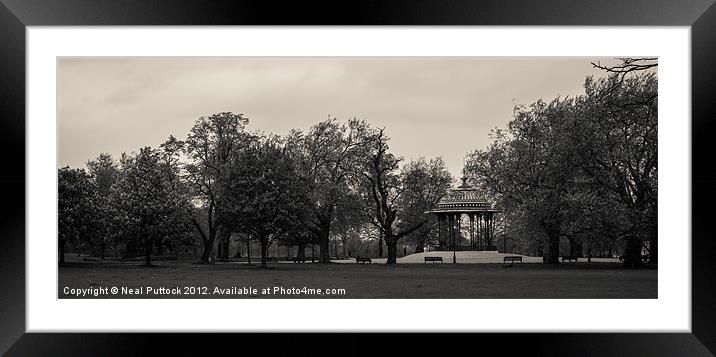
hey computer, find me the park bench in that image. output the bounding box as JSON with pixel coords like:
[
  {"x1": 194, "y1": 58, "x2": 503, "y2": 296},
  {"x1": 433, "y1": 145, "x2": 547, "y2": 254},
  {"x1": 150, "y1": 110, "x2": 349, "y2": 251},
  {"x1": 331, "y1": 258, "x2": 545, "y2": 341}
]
[
  {"x1": 503, "y1": 256, "x2": 523, "y2": 264},
  {"x1": 292, "y1": 256, "x2": 306, "y2": 263},
  {"x1": 561, "y1": 256, "x2": 579, "y2": 262},
  {"x1": 424, "y1": 256, "x2": 443, "y2": 263},
  {"x1": 355, "y1": 257, "x2": 372, "y2": 264}
]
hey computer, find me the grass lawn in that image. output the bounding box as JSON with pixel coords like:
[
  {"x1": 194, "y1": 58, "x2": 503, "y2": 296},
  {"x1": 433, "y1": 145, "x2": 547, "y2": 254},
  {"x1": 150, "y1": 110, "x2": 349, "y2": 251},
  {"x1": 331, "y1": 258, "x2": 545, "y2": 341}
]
[{"x1": 58, "y1": 260, "x2": 657, "y2": 299}]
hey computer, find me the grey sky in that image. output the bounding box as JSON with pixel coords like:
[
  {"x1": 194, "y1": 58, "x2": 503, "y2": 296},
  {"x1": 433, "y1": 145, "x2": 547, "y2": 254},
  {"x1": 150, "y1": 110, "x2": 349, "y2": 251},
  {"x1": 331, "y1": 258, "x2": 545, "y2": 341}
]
[{"x1": 58, "y1": 57, "x2": 622, "y2": 178}]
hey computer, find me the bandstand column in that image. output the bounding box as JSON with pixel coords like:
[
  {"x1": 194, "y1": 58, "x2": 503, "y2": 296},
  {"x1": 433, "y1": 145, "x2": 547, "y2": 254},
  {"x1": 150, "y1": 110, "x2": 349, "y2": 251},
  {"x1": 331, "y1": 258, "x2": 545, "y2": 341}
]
[
  {"x1": 448, "y1": 214, "x2": 454, "y2": 250},
  {"x1": 456, "y1": 214, "x2": 462, "y2": 250},
  {"x1": 491, "y1": 213, "x2": 495, "y2": 248},
  {"x1": 485, "y1": 213, "x2": 490, "y2": 248},
  {"x1": 492, "y1": 213, "x2": 496, "y2": 246},
  {"x1": 436, "y1": 213, "x2": 443, "y2": 250},
  {"x1": 491, "y1": 213, "x2": 495, "y2": 247},
  {"x1": 492, "y1": 213, "x2": 495, "y2": 247},
  {"x1": 444, "y1": 214, "x2": 449, "y2": 250},
  {"x1": 487, "y1": 213, "x2": 493, "y2": 247},
  {"x1": 449, "y1": 214, "x2": 456, "y2": 263},
  {"x1": 476, "y1": 213, "x2": 480, "y2": 249},
  {"x1": 469, "y1": 213, "x2": 475, "y2": 249},
  {"x1": 481, "y1": 213, "x2": 485, "y2": 248},
  {"x1": 439, "y1": 214, "x2": 446, "y2": 250},
  {"x1": 478, "y1": 213, "x2": 483, "y2": 250},
  {"x1": 436, "y1": 214, "x2": 441, "y2": 250}
]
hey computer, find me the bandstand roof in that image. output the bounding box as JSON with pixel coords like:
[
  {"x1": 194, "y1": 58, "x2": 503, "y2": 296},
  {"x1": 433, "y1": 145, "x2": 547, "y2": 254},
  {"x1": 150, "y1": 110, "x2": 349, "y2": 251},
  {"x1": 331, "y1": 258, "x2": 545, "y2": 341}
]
[{"x1": 427, "y1": 177, "x2": 498, "y2": 214}]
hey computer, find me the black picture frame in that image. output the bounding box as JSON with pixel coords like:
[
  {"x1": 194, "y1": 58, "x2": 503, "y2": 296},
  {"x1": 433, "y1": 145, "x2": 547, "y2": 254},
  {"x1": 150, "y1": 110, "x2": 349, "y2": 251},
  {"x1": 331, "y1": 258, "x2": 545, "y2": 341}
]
[{"x1": 1, "y1": 0, "x2": 715, "y2": 355}]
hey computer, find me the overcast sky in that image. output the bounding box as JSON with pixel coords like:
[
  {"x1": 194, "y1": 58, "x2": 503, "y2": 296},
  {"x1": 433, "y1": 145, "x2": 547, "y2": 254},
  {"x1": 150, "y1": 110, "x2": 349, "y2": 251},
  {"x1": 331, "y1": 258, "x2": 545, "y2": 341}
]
[{"x1": 58, "y1": 57, "x2": 622, "y2": 178}]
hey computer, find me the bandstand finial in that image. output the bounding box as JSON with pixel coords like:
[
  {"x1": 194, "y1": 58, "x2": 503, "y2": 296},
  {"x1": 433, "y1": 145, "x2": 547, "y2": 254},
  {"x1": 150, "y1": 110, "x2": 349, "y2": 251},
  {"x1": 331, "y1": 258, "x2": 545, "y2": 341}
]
[
  {"x1": 459, "y1": 155, "x2": 470, "y2": 188},
  {"x1": 459, "y1": 175, "x2": 470, "y2": 188}
]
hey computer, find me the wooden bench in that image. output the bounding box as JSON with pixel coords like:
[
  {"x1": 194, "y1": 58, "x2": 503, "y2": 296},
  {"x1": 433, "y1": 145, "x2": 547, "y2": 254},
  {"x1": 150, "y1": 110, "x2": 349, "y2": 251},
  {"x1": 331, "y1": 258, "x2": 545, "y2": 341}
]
[
  {"x1": 355, "y1": 257, "x2": 372, "y2": 264},
  {"x1": 503, "y1": 256, "x2": 523, "y2": 264},
  {"x1": 561, "y1": 256, "x2": 579, "y2": 262},
  {"x1": 424, "y1": 256, "x2": 443, "y2": 263},
  {"x1": 292, "y1": 256, "x2": 306, "y2": 263}
]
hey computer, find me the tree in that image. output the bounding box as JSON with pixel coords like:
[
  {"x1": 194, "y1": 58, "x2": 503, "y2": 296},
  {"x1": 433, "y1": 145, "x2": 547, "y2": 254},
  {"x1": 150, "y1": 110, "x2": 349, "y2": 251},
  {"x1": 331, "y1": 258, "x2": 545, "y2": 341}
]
[
  {"x1": 467, "y1": 68, "x2": 657, "y2": 266},
  {"x1": 397, "y1": 158, "x2": 452, "y2": 253},
  {"x1": 591, "y1": 58, "x2": 657, "y2": 75},
  {"x1": 286, "y1": 118, "x2": 373, "y2": 263},
  {"x1": 330, "y1": 191, "x2": 365, "y2": 258},
  {"x1": 58, "y1": 167, "x2": 100, "y2": 263},
  {"x1": 157, "y1": 136, "x2": 196, "y2": 257},
  {"x1": 219, "y1": 135, "x2": 312, "y2": 268},
  {"x1": 467, "y1": 98, "x2": 582, "y2": 264},
  {"x1": 86, "y1": 153, "x2": 118, "y2": 259},
  {"x1": 358, "y1": 129, "x2": 452, "y2": 264},
  {"x1": 573, "y1": 72, "x2": 658, "y2": 266},
  {"x1": 112, "y1": 147, "x2": 193, "y2": 266},
  {"x1": 184, "y1": 112, "x2": 252, "y2": 263}
]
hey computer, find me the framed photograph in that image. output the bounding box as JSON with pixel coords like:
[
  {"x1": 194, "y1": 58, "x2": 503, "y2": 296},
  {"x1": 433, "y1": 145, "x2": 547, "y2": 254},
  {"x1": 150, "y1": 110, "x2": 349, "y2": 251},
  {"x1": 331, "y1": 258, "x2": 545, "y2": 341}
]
[{"x1": 2, "y1": 0, "x2": 715, "y2": 355}]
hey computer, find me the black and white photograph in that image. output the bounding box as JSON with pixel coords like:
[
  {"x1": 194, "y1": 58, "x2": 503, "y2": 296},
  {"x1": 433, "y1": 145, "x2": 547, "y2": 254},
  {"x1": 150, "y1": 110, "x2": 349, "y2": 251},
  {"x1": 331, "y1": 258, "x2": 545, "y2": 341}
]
[
  {"x1": 57, "y1": 57, "x2": 658, "y2": 299},
  {"x1": 4, "y1": 0, "x2": 716, "y2": 353}
]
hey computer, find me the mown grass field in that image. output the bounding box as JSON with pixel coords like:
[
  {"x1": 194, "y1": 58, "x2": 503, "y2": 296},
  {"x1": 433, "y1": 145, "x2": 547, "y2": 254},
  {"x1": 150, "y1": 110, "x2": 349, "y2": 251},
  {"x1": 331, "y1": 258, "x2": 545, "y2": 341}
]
[{"x1": 58, "y1": 260, "x2": 657, "y2": 299}]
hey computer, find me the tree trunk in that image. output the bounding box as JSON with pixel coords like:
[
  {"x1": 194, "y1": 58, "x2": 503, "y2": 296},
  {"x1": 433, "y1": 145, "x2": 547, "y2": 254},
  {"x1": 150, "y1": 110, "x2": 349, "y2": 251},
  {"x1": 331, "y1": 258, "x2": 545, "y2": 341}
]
[
  {"x1": 246, "y1": 239, "x2": 252, "y2": 265},
  {"x1": 59, "y1": 237, "x2": 65, "y2": 263},
  {"x1": 649, "y1": 230, "x2": 657, "y2": 264},
  {"x1": 378, "y1": 233, "x2": 384, "y2": 257},
  {"x1": 100, "y1": 241, "x2": 106, "y2": 260},
  {"x1": 341, "y1": 235, "x2": 348, "y2": 257},
  {"x1": 333, "y1": 238, "x2": 338, "y2": 259},
  {"x1": 386, "y1": 237, "x2": 398, "y2": 264},
  {"x1": 297, "y1": 242, "x2": 306, "y2": 260},
  {"x1": 543, "y1": 224, "x2": 561, "y2": 264},
  {"x1": 200, "y1": 235, "x2": 216, "y2": 264},
  {"x1": 196, "y1": 213, "x2": 217, "y2": 263},
  {"x1": 260, "y1": 238, "x2": 268, "y2": 268},
  {"x1": 318, "y1": 219, "x2": 331, "y2": 263},
  {"x1": 314, "y1": 206, "x2": 335, "y2": 264},
  {"x1": 125, "y1": 240, "x2": 137, "y2": 258},
  {"x1": 144, "y1": 235, "x2": 152, "y2": 266},
  {"x1": 219, "y1": 231, "x2": 230, "y2": 262},
  {"x1": 623, "y1": 235, "x2": 642, "y2": 267}
]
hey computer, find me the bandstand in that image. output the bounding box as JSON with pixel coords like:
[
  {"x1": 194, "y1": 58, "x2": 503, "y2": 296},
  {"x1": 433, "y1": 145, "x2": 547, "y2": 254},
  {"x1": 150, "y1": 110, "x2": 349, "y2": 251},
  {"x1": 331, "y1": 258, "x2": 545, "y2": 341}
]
[{"x1": 427, "y1": 177, "x2": 499, "y2": 262}]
